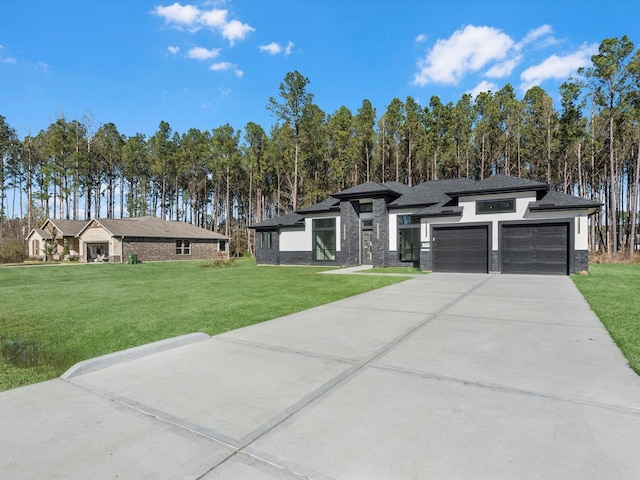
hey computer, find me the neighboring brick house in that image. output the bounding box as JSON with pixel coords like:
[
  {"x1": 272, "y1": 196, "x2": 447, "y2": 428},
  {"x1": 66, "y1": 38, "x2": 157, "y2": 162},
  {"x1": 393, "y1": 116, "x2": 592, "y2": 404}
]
[
  {"x1": 26, "y1": 219, "x2": 86, "y2": 261},
  {"x1": 28, "y1": 216, "x2": 228, "y2": 263},
  {"x1": 250, "y1": 175, "x2": 602, "y2": 275}
]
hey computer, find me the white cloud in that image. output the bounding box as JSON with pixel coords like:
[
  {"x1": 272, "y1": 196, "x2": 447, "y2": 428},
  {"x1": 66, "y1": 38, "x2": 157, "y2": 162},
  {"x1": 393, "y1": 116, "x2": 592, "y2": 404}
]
[
  {"x1": 210, "y1": 61, "x2": 232, "y2": 71},
  {"x1": 516, "y1": 24, "x2": 553, "y2": 50},
  {"x1": 413, "y1": 25, "x2": 514, "y2": 86},
  {"x1": 259, "y1": 41, "x2": 294, "y2": 56},
  {"x1": 188, "y1": 46, "x2": 221, "y2": 60},
  {"x1": 485, "y1": 56, "x2": 521, "y2": 78},
  {"x1": 415, "y1": 34, "x2": 427, "y2": 43},
  {"x1": 167, "y1": 45, "x2": 180, "y2": 54},
  {"x1": 152, "y1": 3, "x2": 254, "y2": 44},
  {"x1": 153, "y1": 2, "x2": 201, "y2": 29},
  {"x1": 519, "y1": 43, "x2": 597, "y2": 92},
  {"x1": 221, "y1": 19, "x2": 255, "y2": 45},
  {"x1": 468, "y1": 80, "x2": 498, "y2": 98},
  {"x1": 4, "y1": 57, "x2": 17, "y2": 64},
  {"x1": 199, "y1": 8, "x2": 227, "y2": 27}
]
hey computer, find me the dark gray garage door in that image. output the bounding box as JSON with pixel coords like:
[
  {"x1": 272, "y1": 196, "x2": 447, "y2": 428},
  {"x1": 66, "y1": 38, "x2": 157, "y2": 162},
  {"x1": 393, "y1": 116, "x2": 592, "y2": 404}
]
[
  {"x1": 501, "y1": 223, "x2": 569, "y2": 275},
  {"x1": 432, "y1": 225, "x2": 488, "y2": 273}
]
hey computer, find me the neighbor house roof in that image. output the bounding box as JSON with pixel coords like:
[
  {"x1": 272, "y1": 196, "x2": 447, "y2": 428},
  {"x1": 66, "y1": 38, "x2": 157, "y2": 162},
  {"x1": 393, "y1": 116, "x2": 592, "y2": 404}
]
[
  {"x1": 389, "y1": 178, "x2": 477, "y2": 208},
  {"x1": 447, "y1": 174, "x2": 549, "y2": 196},
  {"x1": 249, "y1": 212, "x2": 305, "y2": 230},
  {"x1": 529, "y1": 191, "x2": 602, "y2": 213},
  {"x1": 43, "y1": 219, "x2": 87, "y2": 237},
  {"x1": 25, "y1": 227, "x2": 51, "y2": 241},
  {"x1": 77, "y1": 216, "x2": 228, "y2": 239}
]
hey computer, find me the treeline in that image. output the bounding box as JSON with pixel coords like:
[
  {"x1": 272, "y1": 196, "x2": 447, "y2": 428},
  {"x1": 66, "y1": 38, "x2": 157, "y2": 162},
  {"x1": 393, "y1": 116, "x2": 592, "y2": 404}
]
[{"x1": 1, "y1": 36, "x2": 640, "y2": 258}]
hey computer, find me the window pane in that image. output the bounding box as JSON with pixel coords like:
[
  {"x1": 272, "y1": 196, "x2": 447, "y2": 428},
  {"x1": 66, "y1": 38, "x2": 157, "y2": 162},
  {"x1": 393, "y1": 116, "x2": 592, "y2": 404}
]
[
  {"x1": 314, "y1": 231, "x2": 336, "y2": 261},
  {"x1": 314, "y1": 218, "x2": 335, "y2": 229},
  {"x1": 359, "y1": 203, "x2": 373, "y2": 213},
  {"x1": 176, "y1": 240, "x2": 181, "y2": 255},
  {"x1": 398, "y1": 227, "x2": 420, "y2": 262},
  {"x1": 477, "y1": 199, "x2": 515, "y2": 214},
  {"x1": 184, "y1": 240, "x2": 190, "y2": 255}
]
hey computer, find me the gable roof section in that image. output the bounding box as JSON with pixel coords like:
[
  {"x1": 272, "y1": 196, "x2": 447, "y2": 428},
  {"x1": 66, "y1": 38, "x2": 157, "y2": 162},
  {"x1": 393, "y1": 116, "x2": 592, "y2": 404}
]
[
  {"x1": 389, "y1": 178, "x2": 477, "y2": 208},
  {"x1": 296, "y1": 197, "x2": 340, "y2": 214},
  {"x1": 78, "y1": 216, "x2": 228, "y2": 239},
  {"x1": 332, "y1": 181, "x2": 402, "y2": 199},
  {"x1": 249, "y1": 212, "x2": 305, "y2": 230},
  {"x1": 447, "y1": 174, "x2": 549, "y2": 196},
  {"x1": 529, "y1": 191, "x2": 602, "y2": 213},
  {"x1": 25, "y1": 227, "x2": 51, "y2": 241},
  {"x1": 43, "y1": 219, "x2": 87, "y2": 237}
]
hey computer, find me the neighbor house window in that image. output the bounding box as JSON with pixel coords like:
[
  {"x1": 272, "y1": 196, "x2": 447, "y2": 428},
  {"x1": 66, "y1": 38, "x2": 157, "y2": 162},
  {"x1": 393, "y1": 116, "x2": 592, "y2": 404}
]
[
  {"x1": 32, "y1": 240, "x2": 39, "y2": 256},
  {"x1": 476, "y1": 198, "x2": 515, "y2": 214},
  {"x1": 176, "y1": 239, "x2": 191, "y2": 255},
  {"x1": 397, "y1": 215, "x2": 420, "y2": 262},
  {"x1": 258, "y1": 232, "x2": 272, "y2": 249},
  {"x1": 219, "y1": 241, "x2": 226, "y2": 252},
  {"x1": 313, "y1": 218, "x2": 336, "y2": 261}
]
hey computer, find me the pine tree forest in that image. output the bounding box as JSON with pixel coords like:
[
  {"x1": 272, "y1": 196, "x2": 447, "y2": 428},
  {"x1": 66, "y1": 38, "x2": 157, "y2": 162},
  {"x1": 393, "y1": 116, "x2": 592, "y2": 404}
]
[{"x1": 1, "y1": 36, "x2": 640, "y2": 261}]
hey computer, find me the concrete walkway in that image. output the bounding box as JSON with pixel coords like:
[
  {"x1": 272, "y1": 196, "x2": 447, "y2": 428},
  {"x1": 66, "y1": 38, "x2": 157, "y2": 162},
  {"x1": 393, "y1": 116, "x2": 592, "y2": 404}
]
[{"x1": 2, "y1": 273, "x2": 640, "y2": 479}]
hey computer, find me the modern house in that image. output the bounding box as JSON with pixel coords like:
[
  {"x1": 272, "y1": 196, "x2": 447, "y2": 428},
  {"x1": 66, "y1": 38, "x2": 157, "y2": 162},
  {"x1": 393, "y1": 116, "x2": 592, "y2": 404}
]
[
  {"x1": 27, "y1": 216, "x2": 229, "y2": 263},
  {"x1": 249, "y1": 175, "x2": 601, "y2": 275}
]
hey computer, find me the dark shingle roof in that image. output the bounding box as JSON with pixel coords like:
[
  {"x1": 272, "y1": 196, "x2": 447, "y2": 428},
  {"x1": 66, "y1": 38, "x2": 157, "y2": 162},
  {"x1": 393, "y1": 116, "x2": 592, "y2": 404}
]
[
  {"x1": 448, "y1": 174, "x2": 549, "y2": 196},
  {"x1": 332, "y1": 181, "x2": 402, "y2": 199},
  {"x1": 389, "y1": 178, "x2": 477, "y2": 208},
  {"x1": 412, "y1": 202, "x2": 464, "y2": 217},
  {"x1": 94, "y1": 216, "x2": 228, "y2": 239},
  {"x1": 529, "y1": 191, "x2": 602, "y2": 211},
  {"x1": 296, "y1": 197, "x2": 340, "y2": 213},
  {"x1": 249, "y1": 212, "x2": 305, "y2": 230},
  {"x1": 382, "y1": 181, "x2": 413, "y2": 195},
  {"x1": 45, "y1": 219, "x2": 87, "y2": 237}
]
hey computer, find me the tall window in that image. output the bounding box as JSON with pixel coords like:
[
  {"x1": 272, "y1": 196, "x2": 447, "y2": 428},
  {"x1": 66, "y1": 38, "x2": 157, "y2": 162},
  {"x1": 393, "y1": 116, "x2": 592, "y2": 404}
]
[
  {"x1": 176, "y1": 239, "x2": 191, "y2": 255},
  {"x1": 398, "y1": 215, "x2": 420, "y2": 262},
  {"x1": 313, "y1": 218, "x2": 336, "y2": 261},
  {"x1": 258, "y1": 232, "x2": 272, "y2": 249}
]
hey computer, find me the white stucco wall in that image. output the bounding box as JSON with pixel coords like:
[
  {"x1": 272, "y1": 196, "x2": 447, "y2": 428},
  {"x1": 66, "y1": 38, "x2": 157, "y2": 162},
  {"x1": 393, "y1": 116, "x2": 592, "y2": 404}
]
[
  {"x1": 420, "y1": 191, "x2": 590, "y2": 251},
  {"x1": 279, "y1": 214, "x2": 341, "y2": 252}
]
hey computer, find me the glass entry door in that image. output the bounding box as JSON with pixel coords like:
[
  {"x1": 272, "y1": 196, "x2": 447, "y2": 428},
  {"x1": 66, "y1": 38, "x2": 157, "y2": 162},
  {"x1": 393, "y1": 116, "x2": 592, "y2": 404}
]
[{"x1": 362, "y1": 230, "x2": 373, "y2": 265}]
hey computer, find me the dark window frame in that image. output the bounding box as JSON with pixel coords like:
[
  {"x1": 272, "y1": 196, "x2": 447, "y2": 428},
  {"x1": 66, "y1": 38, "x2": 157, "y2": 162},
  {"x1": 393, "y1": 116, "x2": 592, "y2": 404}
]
[
  {"x1": 313, "y1": 218, "x2": 336, "y2": 261},
  {"x1": 397, "y1": 215, "x2": 420, "y2": 262},
  {"x1": 258, "y1": 231, "x2": 272, "y2": 249},
  {"x1": 176, "y1": 239, "x2": 191, "y2": 255},
  {"x1": 476, "y1": 198, "x2": 516, "y2": 214}
]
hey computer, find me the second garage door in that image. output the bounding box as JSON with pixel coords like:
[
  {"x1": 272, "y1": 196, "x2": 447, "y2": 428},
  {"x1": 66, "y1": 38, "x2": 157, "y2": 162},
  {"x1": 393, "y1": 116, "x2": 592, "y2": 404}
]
[
  {"x1": 501, "y1": 223, "x2": 569, "y2": 275},
  {"x1": 432, "y1": 225, "x2": 488, "y2": 273}
]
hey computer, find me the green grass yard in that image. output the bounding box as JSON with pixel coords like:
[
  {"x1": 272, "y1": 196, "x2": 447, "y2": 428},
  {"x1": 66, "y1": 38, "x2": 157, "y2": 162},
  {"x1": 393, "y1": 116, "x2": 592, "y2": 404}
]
[
  {"x1": 0, "y1": 258, "x2": 408, "y2": 391},
  {"x1": 572, "y1": 263, "x2": 640, "y2": 375}
]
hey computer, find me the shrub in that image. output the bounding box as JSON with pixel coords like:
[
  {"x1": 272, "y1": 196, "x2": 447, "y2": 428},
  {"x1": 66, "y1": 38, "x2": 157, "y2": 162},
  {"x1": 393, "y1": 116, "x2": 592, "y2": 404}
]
[{"x1": 0, "y1": 241, "x2": 27, "y2": 264}]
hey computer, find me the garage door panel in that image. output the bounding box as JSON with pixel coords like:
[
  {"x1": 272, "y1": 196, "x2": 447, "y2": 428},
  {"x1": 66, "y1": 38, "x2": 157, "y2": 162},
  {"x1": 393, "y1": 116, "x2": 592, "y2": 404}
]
[
  {"x1": 502, "y1": 223, "x2": 568, "y2": 275},
  {"x1": 432, "y1": 226, "x2": 488, "y2": 273}
]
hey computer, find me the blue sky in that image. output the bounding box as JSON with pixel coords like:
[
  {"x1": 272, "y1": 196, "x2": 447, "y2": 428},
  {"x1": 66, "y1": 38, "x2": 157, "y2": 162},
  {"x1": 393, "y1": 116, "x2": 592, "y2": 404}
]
[{"x1": 1, "y1": 0, "x2": 638, "y2": 140}]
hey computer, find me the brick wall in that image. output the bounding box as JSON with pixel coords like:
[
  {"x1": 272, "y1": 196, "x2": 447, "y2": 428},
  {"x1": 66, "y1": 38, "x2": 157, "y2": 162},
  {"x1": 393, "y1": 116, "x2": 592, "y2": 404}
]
[{"x1": 120, "y1": 237, "x2": 226, "y2": 262}]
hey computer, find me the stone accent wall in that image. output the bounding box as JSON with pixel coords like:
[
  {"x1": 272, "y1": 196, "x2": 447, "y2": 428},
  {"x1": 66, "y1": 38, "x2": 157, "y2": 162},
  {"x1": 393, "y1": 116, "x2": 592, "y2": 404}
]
[
  {"x1": 121, "y1": 237, "x2": 225, "y2": 263},
  {"x1": 372, "y1": 198, "x2": 390, "y2": 267},
  {"x1": 574, "y1": 250, "x2": 589, "y2": 273},
  {"x1": 491, "y1": 251, "x2": 500, "y2": 272},
  {"x1": 340, "y1": 200, "x2": 360, "y2": 266},
  {"x1": 420, "y1": 250, "x2": 432, "y2": 271},
  {"x1": 255, "y1": 231, "x2": 279, "y2": 265}
]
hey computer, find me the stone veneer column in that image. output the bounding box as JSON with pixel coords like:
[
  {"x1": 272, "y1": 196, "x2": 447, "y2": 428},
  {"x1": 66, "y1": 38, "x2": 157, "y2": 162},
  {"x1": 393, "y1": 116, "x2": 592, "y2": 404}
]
[
  {"x1": 340, "y1": 200, "x2": 360, "y2": 265},
  {"x1": 372, "y1": 197, "x2": 389, "y2": 267}
]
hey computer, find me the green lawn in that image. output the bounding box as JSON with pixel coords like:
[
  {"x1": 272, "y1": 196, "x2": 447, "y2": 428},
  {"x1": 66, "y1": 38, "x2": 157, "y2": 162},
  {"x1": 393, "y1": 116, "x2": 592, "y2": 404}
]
[
  {"x1": 572, "y1": 263, "x2": 640, "y2": 375},
  {"x1": 0, "y1": 258, "x2": 408, "y2": 391}
]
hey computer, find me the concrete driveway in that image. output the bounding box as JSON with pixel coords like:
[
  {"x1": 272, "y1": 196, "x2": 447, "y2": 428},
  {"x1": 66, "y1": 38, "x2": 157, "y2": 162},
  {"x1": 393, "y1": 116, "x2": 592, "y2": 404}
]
[{"x1": 2, "y1": 273, "x2": 640, "y2": 479}]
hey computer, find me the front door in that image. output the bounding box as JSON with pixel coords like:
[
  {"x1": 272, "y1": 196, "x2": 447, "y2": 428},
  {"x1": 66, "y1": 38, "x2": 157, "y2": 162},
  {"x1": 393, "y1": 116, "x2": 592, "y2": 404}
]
[{"x1": 362, "y1": 231, "x2": 373, "y2": 265}]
